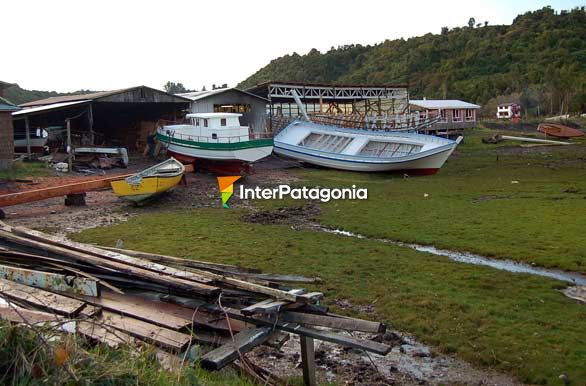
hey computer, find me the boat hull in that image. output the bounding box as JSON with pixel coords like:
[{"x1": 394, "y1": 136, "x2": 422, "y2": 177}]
[
  {"x1": 537, "y1": 123, "x2": 584, "y2": 138},
  {"x1": 274, "y1": 143, "x2": 456, "y2": 173},
  {"x1": 111, "y1": 174, "x2": 183, "y2": 203},
  {"x1": 273, "y1": 120, "x2": 461, "y2": 174},
  {"x1": 156, "y1": 132, "x2": 273, "y2": 163}
]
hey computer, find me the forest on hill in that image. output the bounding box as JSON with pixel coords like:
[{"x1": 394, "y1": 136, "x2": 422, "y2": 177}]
[
  {"x1": 238, "y1": 7, "x2": 586, "y2": 116},
  {"x1": 3, "y1": 84, "x2": 95, "y2": 106}
]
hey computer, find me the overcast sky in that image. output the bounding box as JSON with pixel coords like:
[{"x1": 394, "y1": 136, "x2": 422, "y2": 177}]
[{"x1": 2, "y1": 0, "x2": 582, "y2": 92}]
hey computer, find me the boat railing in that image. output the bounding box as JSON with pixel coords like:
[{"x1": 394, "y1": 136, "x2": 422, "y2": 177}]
[{"x1": 161, "y1": 129, "x2": 273, "y2": 144}]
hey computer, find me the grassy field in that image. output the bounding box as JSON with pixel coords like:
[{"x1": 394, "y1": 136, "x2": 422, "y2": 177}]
[
  {"x1": 0, "y1": 160, "x2": 51, "y2": 180},
  {"x1": 70, "y1": 128, "x2": 586, "y2": 385},
  {"x1": 293, "y1": 128, "x2": 586, "y2": 274}
]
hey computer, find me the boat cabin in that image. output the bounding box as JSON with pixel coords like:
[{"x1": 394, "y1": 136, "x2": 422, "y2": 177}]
[{"x1": 184, "y1": 113, "x2": 250, "y2": 142}]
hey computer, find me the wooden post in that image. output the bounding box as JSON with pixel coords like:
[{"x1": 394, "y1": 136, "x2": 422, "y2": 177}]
[
  {"x1": 88, "y1": 103, "x2": 94, "y2": 145},
  {"x1": 66, "y1": 119, "x2": 72, "y2": 172},
  {"x1": 24, "y1": 117, "x2": 32, "y2": 159},
  {"x1": 300, "y1": 335, "x2": 316, "y2": 386}
]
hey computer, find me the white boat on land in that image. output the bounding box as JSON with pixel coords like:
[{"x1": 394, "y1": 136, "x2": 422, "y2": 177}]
[
  {"x1": 273, "y1": 90, "x2": 461, "y2": 175},
  {"x1": 274, "y1": 120, "x2": 462, "y2": 174},
  {"x1": 156, "y1": 113, "x2": 273, "y2": 173}
]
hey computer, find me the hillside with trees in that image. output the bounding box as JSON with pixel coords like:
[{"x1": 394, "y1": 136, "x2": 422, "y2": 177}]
[
  {"x1": 238, "y1": 7, "x2": 586, "y2": 116},
  {"x1": 3, "y1": 84, "x2": 96, "y2": 106}
]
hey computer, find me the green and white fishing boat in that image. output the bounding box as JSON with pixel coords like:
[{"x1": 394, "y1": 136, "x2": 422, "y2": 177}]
[{"x1": 156, "y1": 113, "x2": 273, "y2": 174}]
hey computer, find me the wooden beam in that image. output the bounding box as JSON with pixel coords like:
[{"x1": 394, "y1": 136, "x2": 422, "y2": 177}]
[
  {"x1": 77, "y1": 320, "x2": 135, "y2": 348},
  {"x1": 0, "y1": 263, "x2": 98, "y2": 296},
  {"x1": 24, "y1": 116, "x2": 31, "y2": 160},
  {"x1": 0, "y1": 277, "x2": 86, "y2": 316},
  {"x1": 88, "y1": 103, "x2": 94, "y2": 146},
  {"x1": 102, "y1": 246, "x2": 321, "y2": 283},
  {"x1": 280, "y1": 312, "x2": 385, "y2": 333},
  {"x1": 99, "y1": 311, "x2": 192, "y2": 352},
  {"x1": 10, "y1": 226, "x2": 216, "y2": 286},
  {"x1": 0, "y1": 174, "x2": 132, "y2": 207},
  {"x1": 9, "y1": 225, "x2": 312, "y2": 303},
  {"x1": 66, "y1": 118, "x2": 72, "y2": 172},
  {"x1": 0, "y1": 305, "x2": 63, "y2": 324},
  {"x1": 300, "y1": 335, "x2": 317, "y2": 386},
  {"x1": 0, "y1": 228, "x2": 219, "y2": 297},
  {"x1": 165, "y1": 297, "x2": 391, "y2": 356},
  {"x1": 0, "y1": 249, "x2": 124, "y2": 294},
  {"x1": 100, "y1": 246, "x2": 258, "y2": 274},
  {"x1": 73, "y1": 291, "x2": 194, "y2": 330},
  {"x1": 201, "y1": 327, "x2": 272, "y2": 370}
]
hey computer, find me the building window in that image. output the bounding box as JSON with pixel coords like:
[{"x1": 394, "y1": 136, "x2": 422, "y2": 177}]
[
  {"x1": 220, "y1": 118, "x2": 226, "y2": 126},
  {"x1": 204, "y1": 119, "x2": 208, "y2": 127},
  {"x1": 212, "y1": 133, "x2": 217, "y2": 139},
  {"x1": 196, "y1": 118, "x2": 200, "y2": 126},
  {"x1": 453, "y1": 109, "x2": 461, "y2": 121},
  {"x1": 465, "y1": 109, "x2": 474, "y2": 121},
  {"x1": 214, "y1": 104, "x2": 251, "y2": 113}
]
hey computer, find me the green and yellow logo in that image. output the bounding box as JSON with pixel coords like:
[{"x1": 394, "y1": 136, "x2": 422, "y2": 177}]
[{"x1": 217, "y1": 176, "x2": 241, "y2": 208}]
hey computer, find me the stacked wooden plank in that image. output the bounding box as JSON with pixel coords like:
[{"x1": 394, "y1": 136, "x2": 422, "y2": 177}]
[{"x1": 0, "y1": 221, "x2": 390, "y2": 383}]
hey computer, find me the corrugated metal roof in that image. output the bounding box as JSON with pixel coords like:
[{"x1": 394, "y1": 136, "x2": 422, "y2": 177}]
[
  {"x1": 246, "y1": 80, "x2": 409, "y2": 91},
  {"x1": 0, "y1": 96, "x2": 19, "y2": 112},
  {"x1": 409, "y1": 100, "x2": 481, "y2": 109},
  {"x1": 19, "y1": 89, "x2": 128, "y2": 107},
  {"x1": 12, "y1": 100, "x2": 89, "y2": 117},
  {"x1": 186, "y1": 112, "x2": 242, "y2": 119},
  {"x1": 177, "y1": 88, "x2": 268, "y2": 102},
  {"x1": 19, "y1": 86, "x2": 192, "y2": 107}
]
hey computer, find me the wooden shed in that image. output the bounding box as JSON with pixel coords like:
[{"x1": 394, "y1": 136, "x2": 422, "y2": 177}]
[
  {"x1": 177, "y1": 88, "x2": 269, "y2": 134},
  {"x1": 13, "y1": 86, "x2": 191, "y2": 152},
  {"x1": 0, "y1": 81, "x2": 19, "y2": 169}
]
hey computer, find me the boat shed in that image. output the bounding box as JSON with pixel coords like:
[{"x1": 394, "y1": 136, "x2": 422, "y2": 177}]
[
  {"x1": 409, "y1": 99, "x2": 481, "y2": 134},
  {"x1": 177, "y1": 88, "x2": 269, "y2": 134},
  {"x1": 245, "y1": 81, "x2": 410, "y2": 130},
  {"x1": 13, "y1": 86, "x2": 191, "y2": 151},
  {"x1": 0, "y1": 81, "x2": 19, "y2": 169}
]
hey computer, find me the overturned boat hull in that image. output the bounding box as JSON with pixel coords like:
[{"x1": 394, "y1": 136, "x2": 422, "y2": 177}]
[{"x1": 537, "y1": 123, "x2": 584, "y2": 138}]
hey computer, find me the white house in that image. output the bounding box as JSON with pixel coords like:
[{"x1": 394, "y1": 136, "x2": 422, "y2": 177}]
[{"x1": 496, "y1": 103, "x2": 521, "y2": 119}]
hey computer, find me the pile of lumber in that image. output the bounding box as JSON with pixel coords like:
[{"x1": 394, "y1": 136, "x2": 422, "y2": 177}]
[{"x1": 0, "y1": 221, "x2": 390, "y2": 384}]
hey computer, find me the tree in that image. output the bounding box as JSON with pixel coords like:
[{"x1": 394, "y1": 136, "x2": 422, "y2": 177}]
[
  {"x1": 484, "y1": 21, "x2": 489, "y2": 27},
  {"x1": 441, "y1": 26, "x2": 449, "y2": 35},
  {"x1": 202, "y1": 86, "x2": 207, "y2": 91},
  {"x1": 468, "y1": 17, "x2": 475, "y2": 28},
  {"x1": 163, "y1": 82, "x2": 193, "y2": 94}
]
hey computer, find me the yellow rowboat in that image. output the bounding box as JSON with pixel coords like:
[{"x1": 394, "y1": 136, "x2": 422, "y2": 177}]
[{"x1": 111, "y1": 158, "x2": 185, "y2": 203}]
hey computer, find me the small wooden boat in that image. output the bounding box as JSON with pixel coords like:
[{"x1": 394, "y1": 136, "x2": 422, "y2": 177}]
[
  {"x1": 156, "y1": 113, "x2": 273, "y2": 174},
  {"x1": 110, "y1": 158, "x2": 185, "y2": 203},
  {"x1": 274, "y1": 120, "x2": 462, "y2": 174},
  {"x1": 537, "y1": 123, "x2": 584, "y2": 138}
]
